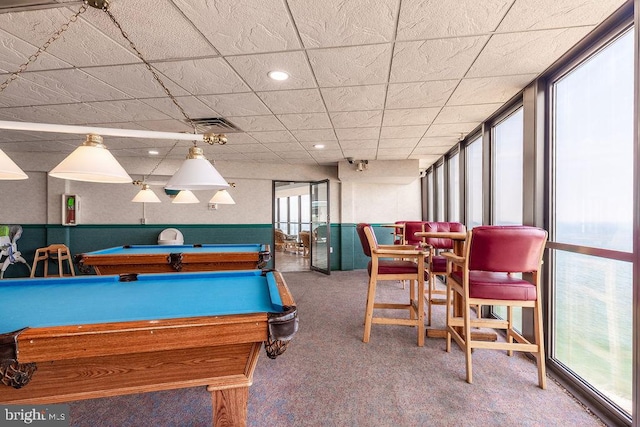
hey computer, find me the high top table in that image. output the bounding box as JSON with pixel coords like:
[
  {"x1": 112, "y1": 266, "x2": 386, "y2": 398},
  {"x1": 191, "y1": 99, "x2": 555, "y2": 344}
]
[{"x1": 415, "y1": 231, "x2": 497, "y2": 342}]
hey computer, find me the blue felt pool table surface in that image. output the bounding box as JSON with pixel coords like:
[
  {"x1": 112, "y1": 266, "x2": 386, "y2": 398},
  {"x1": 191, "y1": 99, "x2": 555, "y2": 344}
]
[
  {"x1": 88, "y1": 244, "x2": 266, "y2": 255},
  {"x1": 0, "y1": 269, "x2": 284, "y2": 334},
  {"x1": 76, "y1": 243, "x2": 272, "y2": 275}
]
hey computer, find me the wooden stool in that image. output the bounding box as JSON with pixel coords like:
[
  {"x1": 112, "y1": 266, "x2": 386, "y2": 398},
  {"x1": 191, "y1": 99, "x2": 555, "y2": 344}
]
[{"x1": 30, "y1": 244, "x2": 75, "y2": 278}]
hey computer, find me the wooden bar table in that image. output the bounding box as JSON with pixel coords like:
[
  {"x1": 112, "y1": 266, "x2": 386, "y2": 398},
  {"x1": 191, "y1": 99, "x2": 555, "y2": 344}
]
[{"x1": 414, "y1": 231, "x2": 497, "y2": 342}]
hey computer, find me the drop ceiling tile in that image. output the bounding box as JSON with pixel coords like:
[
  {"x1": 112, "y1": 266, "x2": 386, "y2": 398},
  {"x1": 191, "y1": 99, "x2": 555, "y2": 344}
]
[
  {"x1": 299, "y1": 141, "x2": 341, "y2": 150},
  {"x1": 321, "y1": 85, "x2": 386, "y2": 111},
  {"x1": 197, "y1": 93, "x2": 271, "y2": 116},
  {"x1": 277, "y1": 113, "x2": 332, "y2": 130},
  {"x1": 386, "y1": 80, "x2": 458, "y2": 109},
  {"x1": 243, "y1": 152, "x2": 283, "y2": 161},
  {"x1": 0, "y1": 103, "x2": 118, "y2": 124},
  {"x1": 173, "y1": 0, "x2": 301, "y2": 55},
  {"x1": 339, "y1": 140, "x2": 378, "y2": 149},
  {"x1": 497, "y1": 0, "x2": 626, "y2": 32},
  {"x1": 0, "y1": 8, "x2": 138, "y2": 67},
  {"x1": 0, "y1": 28, "x2": 71, "y2": 73},
  {"x1": 425, "y1": 123, "x2": 479, "y2": 138},
  {"x1": 133, "y1": 119, "x2": 193, "y2": 133},
  {"x1": 249, "y1": 130, "x2": 296, "y2": 143},
  {"x1": 154, "y1": 58, "x2": 250, "y2": 95},
  {"x1": 224, "y1": 133, "x2": 260, "y2": 144},
  {"x1": 467, "y1": 28, "x2": 593, "y2": 78},
  {"x1": 380, "y1": 125, "x2": 427, "y2": 139},
  {"x1": 411, "y1": 146, "x2": 451, "y2": 155},
  {"x1": 232, "y1": 144, "x2": 271, "y2": 153},
  {"x1": 377, "y1": 147, "x2": 413, "y2": 157},
  {"x1": 382, "y1": 108, "x2": 440, "y2": 126},
  {"x1": 288, "y1": 0, "x2": 397, "y2": 48},
  {"x1": 264, "y1": 142, "x2": 306, "y2": 152},
  {"x1": 418, "y1": 136, "x2": 460, "y2": 147},
  {"x1": 335, "y1": 127, "x2": 380, "y2": 140},
  {"x1": 342, "y1": 148, "x2": 377, "y2": 158},
  {"x1": 139, "y1": 96, "x2": 220, "y2": 121},
  {"x1": 277, "y1": 151, "x2": 314, "y2": 160},
  {"x1": 378, "y1": 138, "x2": 420, "y2": 148},
  {"x1": 311, "y1": 149, "x2": 345, "y2": 159},
  {"x1": 396, "y1": 0, "x2": 513, "y2": 40},
  {"x1": 83, "y1": 64, "x2": 188, "y2": 99},
  {"x1": 227, "y1": 51, "x2": 316, "y2": 91},
  {"x1": 87, "y1": 0, "x2": 218, "y2": 61},
  {"x1": 330, "y1": 111, "x2": 382, "y2": 128},
  {"x1": 0, "y1": 130, "x2": 50, "y2": 143},
  {"x1": 229, "y1": 115, "x2": 285, "y2": 132},
  {"x1": 0, "y1": 75, "x2": 78, "y2": 107},
  {"x1": 291, "y1": 129, "x2": 337, "y2": 142},
  {"x1": 434, "y1": 103, "x2": 503, "y2": 124},
  {"x1": 308, "y1": 44, "x2": 392, "y2": 87},
  {"x1": 448, "y1": 74, "x2": 537, "y2": 105},
  {"x1": 24, "y1": 68, "x2": 131, "y2": 102},
  {"x1": 87, "y1": 99, "x2": 173, "y2": 123},
  {"x1": 258, "y1": 89, "x2": 325, "y2": 114},
  {"x1": 391, "y1": 37, "x2": 488, "y2": 82}
]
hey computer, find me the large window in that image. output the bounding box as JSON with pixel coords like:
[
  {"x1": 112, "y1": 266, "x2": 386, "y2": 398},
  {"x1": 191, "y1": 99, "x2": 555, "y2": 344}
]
[
  {"x1": 492, "y1": 107, "x2": 523, "y2": 226},
  {"x1": 550, "y1": 27, "x2": 633, "y2": 414},
  {"x1": 448, "y1": 153, "x2": 460, "y2": 222},
  {"x1": 426, "y1": 170, "x2": 434, "y2": 220},
  {"x1": 435, "y1": 163, "x2": 445, "y2": 221},
  {"x1": 465, "y1": 136, "x2": 483, "y2": 229},
  {"x1": 491, "y1": 107, "x2": 524, "y2": 327}
]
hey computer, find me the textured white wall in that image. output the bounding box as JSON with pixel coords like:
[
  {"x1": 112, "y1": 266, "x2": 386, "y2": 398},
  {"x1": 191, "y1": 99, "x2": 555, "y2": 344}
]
[{"x1": 1, "y1": 154, "x2": 420, "y2": 225}]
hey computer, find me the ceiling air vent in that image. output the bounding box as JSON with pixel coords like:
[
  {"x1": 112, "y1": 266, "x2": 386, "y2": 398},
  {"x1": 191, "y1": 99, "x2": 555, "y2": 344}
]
[{"x1": 189, "y1": 117, "x2": 241, "y2": 133}]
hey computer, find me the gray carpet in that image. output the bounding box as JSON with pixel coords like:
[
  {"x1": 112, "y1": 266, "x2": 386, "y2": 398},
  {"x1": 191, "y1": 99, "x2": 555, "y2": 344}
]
[{"x1": 69, "y1": 270, "x2": 604, "y2": 426}]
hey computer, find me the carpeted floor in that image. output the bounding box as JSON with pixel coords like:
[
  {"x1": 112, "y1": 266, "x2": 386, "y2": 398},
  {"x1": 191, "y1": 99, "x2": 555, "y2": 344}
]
[{"x1": 68, "y1": 270, "x2": 604, "y2": 426}]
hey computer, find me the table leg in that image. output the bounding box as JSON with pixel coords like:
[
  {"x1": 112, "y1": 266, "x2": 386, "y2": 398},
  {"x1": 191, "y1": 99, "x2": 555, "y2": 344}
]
[{"x1": 210, "y1": 386, "x2": 249, "y2": 427}]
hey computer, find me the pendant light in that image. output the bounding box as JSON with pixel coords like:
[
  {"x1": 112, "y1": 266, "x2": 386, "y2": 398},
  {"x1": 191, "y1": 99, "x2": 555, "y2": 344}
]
[
  {"x1": 172, "y1": 190, "x2": 200, "y2": 204},
  {"x1": 132, "y1": 183, "x2": 161, "y2": 203},
  {"x1": 49, "y1": 134, "x2": 132, "y2": 183},
  {"x1": 0, "y1": 148, "x2": 28, "y2": 180},
  {"x1": 208, "y1": 189, "x2": 235, "y2": 209},
  {"x1": 164, "y1": 146, "x2": 229, "y2": 191}
]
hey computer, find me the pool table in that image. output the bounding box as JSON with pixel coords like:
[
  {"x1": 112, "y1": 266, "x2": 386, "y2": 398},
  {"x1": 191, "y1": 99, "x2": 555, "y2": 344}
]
[
  {"x1": 0, "y1": 269, "x2": 297, "y2": 426},
  {"x1": 75, "y1": 243, "x2": 271, "y2": 275}
]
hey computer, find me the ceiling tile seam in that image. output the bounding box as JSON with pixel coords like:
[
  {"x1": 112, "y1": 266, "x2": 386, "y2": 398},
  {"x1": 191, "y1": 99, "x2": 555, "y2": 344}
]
[
  {"x1": 373, "y1": 0, "x2": 404, "y2": 161},
  {"x1": 281, "y1": 0, "x2": 342, "y2": 164},
  {"x1": 405, "y1": 23, "x2": 505, "y2": 160},
  {"x1": 168, "y1": 0, "x2": 221, "y2": 57}
]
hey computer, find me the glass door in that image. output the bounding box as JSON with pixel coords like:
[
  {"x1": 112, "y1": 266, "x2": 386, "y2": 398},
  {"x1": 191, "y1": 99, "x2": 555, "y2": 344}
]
[{"x1": 310, "y1": 180, "x2": 330, "y2": 275}]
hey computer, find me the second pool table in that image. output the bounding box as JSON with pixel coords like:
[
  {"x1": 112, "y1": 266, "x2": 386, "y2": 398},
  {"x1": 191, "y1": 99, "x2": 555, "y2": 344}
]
[
  {"x1": 0, "y1": 269, "x2": 297, "y2": 426},
  {"x1": 76, "y1": 243, "x2": 271, "y2": 275}
]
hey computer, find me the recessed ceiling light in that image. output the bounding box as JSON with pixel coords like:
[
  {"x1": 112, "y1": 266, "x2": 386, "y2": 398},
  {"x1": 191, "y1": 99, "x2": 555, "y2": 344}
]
[
  {"x1": 313, "y1": 144, "x2": 325, "y2": 149},
  {"x1": 268, "y1": 70, "x2": 289, "y2": 81},
  {"x1": 148, "y1": 150, "x2": 159, "y2": 155}
]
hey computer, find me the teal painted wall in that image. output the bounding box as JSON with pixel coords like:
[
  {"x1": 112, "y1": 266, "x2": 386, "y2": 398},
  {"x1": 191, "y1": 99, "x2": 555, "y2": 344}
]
[
  {"x1": 3, "y1": 223, "x2": 388, "y2": 278},
  {"x1": 2, "y1": 223, "x2": 395, "y2": 278}
]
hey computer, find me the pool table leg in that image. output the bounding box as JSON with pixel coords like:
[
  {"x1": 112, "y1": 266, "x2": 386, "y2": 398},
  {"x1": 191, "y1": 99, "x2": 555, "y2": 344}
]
[
  {"x1": 206, "y1": 342, "x2": 261, "y2": 427},
  {"x1": 211, "y1": 386, "x2": 249, "y2": 427}
]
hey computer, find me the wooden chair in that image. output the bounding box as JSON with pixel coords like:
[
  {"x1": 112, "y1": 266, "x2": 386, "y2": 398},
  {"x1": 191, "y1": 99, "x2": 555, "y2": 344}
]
[
  {"x1": 444, "y1": 225, "x2": 548, "y2": 388},
  {"x1": 298, "y1": 231, "x2": 310, "y2": 258},
  {"x1": 422, "y1": 221, "x2": 466, "y2": 326},
  {"x1": 30, "y1": 244, "x2": 75, "y2": 278},
  {"x1": 356, "y1": 223, "x2": 427, "y2": 346}
]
